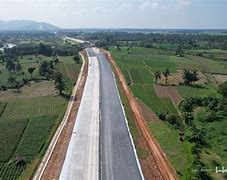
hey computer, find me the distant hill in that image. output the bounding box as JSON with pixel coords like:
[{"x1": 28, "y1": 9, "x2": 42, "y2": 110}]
[{"x1": 0, "y1": 20, "x2": 60, "y2": 31}]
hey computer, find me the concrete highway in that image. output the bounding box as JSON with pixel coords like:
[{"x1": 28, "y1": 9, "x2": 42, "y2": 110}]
[
  {"x1": 59, "y1": 47, "x2": 143, "y2": 180},
  {"x1": 96, "y1": 49, "x2": 143, "y2": 180},
  {"x1": 59, "y1": 49, "x2": 100, "y2": 180}
]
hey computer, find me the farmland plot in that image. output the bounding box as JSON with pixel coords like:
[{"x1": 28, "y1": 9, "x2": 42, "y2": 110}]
[{"x1": 0, "y1": 96, "x2": 67, "y2": 180}]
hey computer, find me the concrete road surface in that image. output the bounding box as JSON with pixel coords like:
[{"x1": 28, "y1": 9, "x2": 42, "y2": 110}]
[
  {"x1": 59, "y1": 50, "x2": 100, "y2": 180},
  {"x1": 96, "y1": 49, "x2": 143, "y2": 180}
]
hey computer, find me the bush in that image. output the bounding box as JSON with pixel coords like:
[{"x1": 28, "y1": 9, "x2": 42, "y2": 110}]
[
  {"x1": 179, "y1": 98, "x2": 194, "y2": 112},
  {"x1": 179, "y1": 96, "x2": 221, "y2": 112},
  {"x1": 203, "y1": 111, "x2": 216, "y2": 122},
  {"x1": 183, "y1": 112, "x2": 194, "y2": 126},
  {"x1": 158, "y1": 113, "x2": 166, "y2": 120},
  {"x1": 0, "y1": 85, "x2": 7, "y2": 91},
  {"x1": 219, "y1": 81, "x2": 227, "y2": 98},
  {"x1": 166, "y1": 114, "x2": 184, "y2": 130},
  {"x1": 199, "y1": 110, "x2": 224, "y2": 123}
]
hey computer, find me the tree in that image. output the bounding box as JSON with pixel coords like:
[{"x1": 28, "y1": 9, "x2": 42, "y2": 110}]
[
  {"x1": 39, "y1": 43, "x2": 53, "y2": 56},
  {"x1": 154, "y1": 71, "x2": 161, "y2": 84},
  {"x1": 175, "y1": 45, "x2": 184, "y2": 57},
  {"x1": 53, "y1": 56, "x2": 59, "y2": 64},
  {"x1": 6, "y1": 60, "x2": 16, "y2": 73},
  {"x1": 183, "y1": 69, "x2": 199, "y2": 85},
  {"x1": 8, "y1": 76, "x2": 17, "y2": 88},
  {"x1": 163, "y1": 68, "x2": 170, "y2": 84},
  {"x1": 39, "y1": 61, "x2": 49, "y2": 76},
  {"x1": 27, "y1": 67, "x2": 36, "y2": 78},
  {"x1": 219, "y1": 81, "x2": 227, "y2": 98},
  {"x1": 15, "y1": 63, "x2": 22, "y2": 72},
  {"x1": 73, "y1": 55, "x2": 80, "y2": 64},
  {"x1": 39, "y1": 61, "x2": 54, "y2": 78},
  {"x1": 183, "y1": 112, "x2": 194, "y2": 126},
  {"x1": 54, "y1": 72, "x2": 65, "y2": 94},
  {"x1": 49, "y1": 60, "x2": 54, "y2": 69}
]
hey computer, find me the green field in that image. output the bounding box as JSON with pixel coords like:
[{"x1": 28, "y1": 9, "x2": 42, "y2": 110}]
[
  {"x1": 110, "y1": 47, "x2": 178, "y2": 115},
  {"x1": 0, "y1": 45, "x2": 81, "y2": 178},
  {"x1": 149, "y1": 122, "x2": 193, "y2": 179},
  {"x1": 0, "y1": 55, "x2": 81, "y2": 93},
  {"x1": 57, "y1": 56, "x2": 81, "y2": 91},
  {"x1": 0, "y1": 95, "x2": 67, "y2": 180},
  {"x1": 177, "y1": 83, "x2": 219, "y2": 98},
  {"x1": 110, "y1": 46, "x2": 227, "y2": 179}
]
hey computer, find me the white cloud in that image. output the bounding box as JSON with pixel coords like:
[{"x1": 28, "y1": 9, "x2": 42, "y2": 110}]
[
  {"x1": 176, "y1": 0, "x2": 192, "y2": 9},
  {"x1": 117, "y1": 2, "x2": 135, "y2": 12},
  {"x1": 92, "y1": 7, "x2": 105, "y2": 14},
  {"x1": 140, "y1": 1, "x2": 159, "y2": 11}
]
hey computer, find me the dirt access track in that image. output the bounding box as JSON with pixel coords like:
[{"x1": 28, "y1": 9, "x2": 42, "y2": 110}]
[{"x1": 104, "y1": 50, "x2": 178, "y2": 180}]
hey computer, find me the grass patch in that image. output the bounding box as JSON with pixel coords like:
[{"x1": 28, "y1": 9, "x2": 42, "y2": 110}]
[
  {"x1": 0, "y1": 102, "x2": 6, "y2": 116},
  {"x1": 177, "y1": 84, "x2": 218, "y2": 98},
  {"x1": 131, "y1": 84, "x2": 178, "y2": 115},
  {"x1": 57, "y1": 56, "x2": 81, "y2": 92},
  {"x1": 149, "y1": 121, "x2": 193, "y2": 179}
]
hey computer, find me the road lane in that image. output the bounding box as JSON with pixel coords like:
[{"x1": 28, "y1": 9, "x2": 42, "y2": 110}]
[
  {"x1": 96, "y1": 49, "x2": 143, "y2": 180},
  {"x1": 59, "y1": 50, "x2": 99, "y2": 180}
]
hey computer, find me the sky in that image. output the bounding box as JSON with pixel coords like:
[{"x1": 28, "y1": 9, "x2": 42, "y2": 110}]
[{"x1": 0, "y1": 0, "x2": 227, "y2": 29}]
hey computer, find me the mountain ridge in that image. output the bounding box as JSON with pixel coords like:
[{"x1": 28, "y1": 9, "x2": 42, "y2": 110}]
[{"x1": 0, "y1": 20, "x2": 60, "y2": 30}]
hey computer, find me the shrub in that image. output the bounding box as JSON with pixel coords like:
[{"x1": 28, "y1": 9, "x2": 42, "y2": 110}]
[
  {"x1": 166, "y1": 114, "x2": 184, "y2": 130},
  {"x1": 183, "y1": 112, "x2": 194, "y2": 126},
  {"x1": 179, "y1": 98, "x2": 194, "y2": 112},
  {"x1": 158, "y1": 113, "x2": 166, "y2": 121},
  {"x1": 219, "y1": 81, "x2": 227, "y2": 98},
  {"x1": 201, "y1": 110, "x2": 223, "y2": 122},
  {"x1": 0, "y1": 85, "x2": 7, "y2": 91}
]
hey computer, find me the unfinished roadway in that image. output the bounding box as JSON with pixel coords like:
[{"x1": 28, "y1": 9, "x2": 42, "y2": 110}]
[
  {"x1": 60, "y1": 49, "x2": 99, "y2": 179},
  {"x1": 59, "y1": 48, "x2": 143, "y2": 180}
]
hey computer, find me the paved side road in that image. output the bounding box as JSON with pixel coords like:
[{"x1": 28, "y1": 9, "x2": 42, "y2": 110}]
[
  {"x1": 59, "y1": 51, "x2": 100, "y2": 180},
  {"x1": 96, "y1": 49, "x2": 143, "y2": 180}
]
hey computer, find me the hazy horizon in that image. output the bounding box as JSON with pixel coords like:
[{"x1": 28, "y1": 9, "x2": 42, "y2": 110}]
[{"x1": 0, "y1": 0, "x2": 227, "y2": 29}]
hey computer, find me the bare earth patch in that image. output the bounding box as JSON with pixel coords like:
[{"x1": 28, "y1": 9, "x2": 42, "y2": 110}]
[
  {"x1": 158, "y1": 70, "x2": 207, "y2": 85},
  {"x1": 154, "y1": 85, "x2": 182, "y2": 105},
  {"x1": 0, "y1": 81, "x2": 55, "y2": 101},
  {"x1": 136, "y1": 99, "x2": 159, "y2": 122},
  {"x1": 212, "y1": 74, "x2": 227, "y2": 85}
]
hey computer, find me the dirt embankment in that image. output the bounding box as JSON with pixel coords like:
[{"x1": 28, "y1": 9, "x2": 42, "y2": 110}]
[
  {"x1": 104, "y1": 50, "x2": 178, "y2": 180},
  {"x1": 38, "y1": 50, "x2": 88, "y2": 180}
]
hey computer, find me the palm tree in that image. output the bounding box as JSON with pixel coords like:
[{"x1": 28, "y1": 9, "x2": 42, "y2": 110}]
[
  {"x1": 54, "y1": 72, "x2": 65, "y2": 95},
  {"x1": 163, "y1": 68, "x2": 170, "y2": 84},
  {"x1": 154, "y1": 71, "x2": 161, "y2": 84}
]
